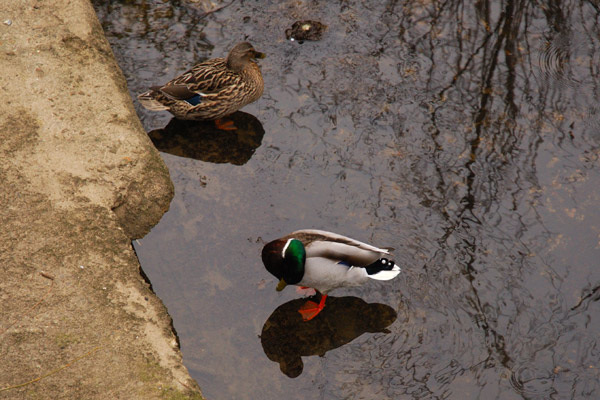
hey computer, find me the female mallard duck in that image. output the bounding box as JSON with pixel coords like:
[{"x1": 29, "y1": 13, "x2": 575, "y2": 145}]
[
  {"x1": 262, "y1": 229, "x2": 401, "y2": 321},
  {"x1": 138, "y1": 42, "x2": 265, "y2": 130}
]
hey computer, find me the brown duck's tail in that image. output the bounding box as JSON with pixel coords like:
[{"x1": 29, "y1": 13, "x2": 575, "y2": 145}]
[{"x1": 137, "y1": 90, "x2": 169, "y2": 111}]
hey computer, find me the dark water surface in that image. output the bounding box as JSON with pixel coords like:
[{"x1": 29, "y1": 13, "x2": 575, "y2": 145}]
[{"x1": 93, "y1": 1, "x2": 600, "y2": 399}]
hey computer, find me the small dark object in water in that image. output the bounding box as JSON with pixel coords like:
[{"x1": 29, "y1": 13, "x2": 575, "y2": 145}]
[{"x1": 285, "y1": 20, "x2": 327, "y2": 43}]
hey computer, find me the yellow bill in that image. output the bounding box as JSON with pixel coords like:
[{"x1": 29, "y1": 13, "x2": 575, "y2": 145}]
[{"x1": 276, "y1": 278, "x2": 287, "y2": 292}]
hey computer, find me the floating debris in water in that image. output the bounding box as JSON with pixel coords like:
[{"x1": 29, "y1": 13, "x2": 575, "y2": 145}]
[
  {"x1": 3, "y1": 19, "x2": 12, "y2": 26},
  {"x1": 285, "y1": 20, "x2": 327, "y2": 43}
]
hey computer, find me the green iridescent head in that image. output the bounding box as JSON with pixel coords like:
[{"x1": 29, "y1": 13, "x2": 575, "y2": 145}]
[
  {"x1": 262, "y1": 238, "x2": 306, "y2": 289},
  {"x1": 281, "y1": 239, "x2": 305, "y2": 284}
]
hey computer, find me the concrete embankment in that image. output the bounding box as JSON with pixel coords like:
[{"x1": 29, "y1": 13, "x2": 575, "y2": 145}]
[{"x1": 0, "y1": 0, "x2": 203, "y2": 398}]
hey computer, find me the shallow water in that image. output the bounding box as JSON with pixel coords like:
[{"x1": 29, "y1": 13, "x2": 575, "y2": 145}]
[{"x1": 93, "y1": 1, "x2": 600, "y2": 399}]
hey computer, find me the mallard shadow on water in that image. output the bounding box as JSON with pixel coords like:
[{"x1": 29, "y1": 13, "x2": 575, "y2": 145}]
[
  {"x1": 260, "y1": 296, "x2": 397, "y2": 378},
  {"x1": 147, "y1": 111, "x2": 265, "y2": 165}
]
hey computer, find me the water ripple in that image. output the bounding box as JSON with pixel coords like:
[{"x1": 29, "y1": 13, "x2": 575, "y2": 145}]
[
  {"x1": 537, "y1": 33, "x2": 581, "y2": 89},
  {"x1": 509, "y1": 364, "x2": 556, "y2": 400}
]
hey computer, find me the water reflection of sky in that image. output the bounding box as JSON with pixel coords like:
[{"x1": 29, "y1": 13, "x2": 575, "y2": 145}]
[{"x1": 94, "y1": 1, "x2": 600, "y2": 399}]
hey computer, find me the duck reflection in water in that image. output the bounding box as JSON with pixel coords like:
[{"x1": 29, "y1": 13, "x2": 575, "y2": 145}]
[
  {"x1": 260, "y1": 296, "x2": 397, "y2": 378},
  {"x1": 147, "y1": 111, "x2": 264, "y2": 165}
]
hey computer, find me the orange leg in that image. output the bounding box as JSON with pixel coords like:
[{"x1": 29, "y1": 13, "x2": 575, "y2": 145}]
[
  {"x1": 298, "y1": 293, "x2": 328, "y2": 321},
  {"x1": 295, "y1": 286, "x2": 316, "y2": 296},
  {"x1": 214, "y1": 118, "x2": 237, "y2": 130}
]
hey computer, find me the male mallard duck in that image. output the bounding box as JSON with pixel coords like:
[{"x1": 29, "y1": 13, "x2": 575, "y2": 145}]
[
  {"x1": 261, "y1": 229, "x2": 401, "y2": 321},
  {"x1": 138, "y1": 42, "x2": 265, "y2": 130}
]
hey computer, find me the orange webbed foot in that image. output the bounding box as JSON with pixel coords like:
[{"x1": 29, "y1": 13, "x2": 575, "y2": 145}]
[{"x1": 298, "y1": 294, "x2": 327, "y2": 321}]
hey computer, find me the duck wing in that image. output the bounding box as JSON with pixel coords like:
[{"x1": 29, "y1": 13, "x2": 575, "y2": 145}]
[
  {"x1": 155, "y1": 84, "x2": 200, "y2": 100},
  {"x1": 291, "y1": 229, "x2": 392, "y2": 267},
  {"x1": 169, "y1": 58, "x2": 244, "y2": 94}
]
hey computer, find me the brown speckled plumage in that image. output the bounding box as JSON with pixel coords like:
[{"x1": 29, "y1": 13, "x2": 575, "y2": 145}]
[{"x1": 138, "y1": 42, "x2": 264, "y2": 120}]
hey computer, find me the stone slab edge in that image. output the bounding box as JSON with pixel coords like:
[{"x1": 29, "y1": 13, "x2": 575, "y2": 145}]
[{"x1": 0, "y1": 0, "x2": 204, "y2": 398}]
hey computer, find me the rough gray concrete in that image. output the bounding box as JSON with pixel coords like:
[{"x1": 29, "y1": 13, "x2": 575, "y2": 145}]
[{"x1": 0, "y1": 0, "x2": 203, "y2": 398}]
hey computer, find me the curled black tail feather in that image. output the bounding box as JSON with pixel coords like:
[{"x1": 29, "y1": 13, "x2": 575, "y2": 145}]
[{"x1": 365, "y1": 258, "x2": 395, "y2": 275}]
